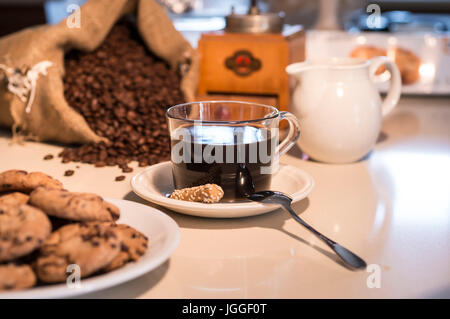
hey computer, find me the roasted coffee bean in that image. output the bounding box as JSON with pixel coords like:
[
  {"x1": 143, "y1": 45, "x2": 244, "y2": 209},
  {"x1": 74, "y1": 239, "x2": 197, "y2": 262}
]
[
  {"x1": 61, "y1": 21, "x2": 184, "y2": 168},
  {"x1": 64, "y1": 170, "x2": 75, "y2": 176},
  {"x1": 121, "y1": 166, "x2": 133, "y2": 173},
  {"x1": 43, "y1": 154, "x2": 54, "y2": 160}
]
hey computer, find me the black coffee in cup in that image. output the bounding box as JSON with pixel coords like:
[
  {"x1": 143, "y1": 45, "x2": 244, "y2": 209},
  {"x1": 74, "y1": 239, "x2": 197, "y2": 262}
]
[{"x1": 170, "y1": 125, "x2": 277, "y2": 201}]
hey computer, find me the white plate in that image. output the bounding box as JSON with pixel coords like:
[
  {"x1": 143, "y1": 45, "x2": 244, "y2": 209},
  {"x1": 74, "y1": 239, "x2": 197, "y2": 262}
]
[
  {"x1": 0, "y1": 198, "x2": 180, "y2": 299},
  {"x1": 131, "y1": 161, "x2": 315, "y2": 218}
]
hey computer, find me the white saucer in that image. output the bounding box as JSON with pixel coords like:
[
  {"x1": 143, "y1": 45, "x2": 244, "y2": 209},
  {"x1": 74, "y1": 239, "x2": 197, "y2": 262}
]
[{"x1": 131, "y1": 161, "x2": 314, "y2": 218}]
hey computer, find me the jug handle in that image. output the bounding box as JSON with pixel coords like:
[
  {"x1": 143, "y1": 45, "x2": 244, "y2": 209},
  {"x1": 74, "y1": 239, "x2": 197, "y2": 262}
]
[{"x1": 369, "y1": 56, "x2": 402, "y2": 117}]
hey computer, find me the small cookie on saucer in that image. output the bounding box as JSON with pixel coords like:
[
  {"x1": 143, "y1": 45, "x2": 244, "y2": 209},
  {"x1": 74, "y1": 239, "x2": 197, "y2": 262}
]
[
  {"x1": 29, "y1": 187, "x2": 120, "y2": 222},
  {"x1": 0, "y1": 192, "x2": 29, "y2": 206},
  {"x1": 170, "y1": 184, "x2": 224, "y2": 203},
  {"x1": 0, "y1": 203, "x2": 52, "y2": 262},
  {"x1": 0, "y1": 263, "x2": 36, "y2": 290},
  {"x1": 36, "y1": 222, "x2": 120, "y2": 283},
  {"x1": 0, "y1": 170, "x2": 63, "y2": 194},
  {"x1": 101, "y1": 223, "x2": 148, "y2": 271}
]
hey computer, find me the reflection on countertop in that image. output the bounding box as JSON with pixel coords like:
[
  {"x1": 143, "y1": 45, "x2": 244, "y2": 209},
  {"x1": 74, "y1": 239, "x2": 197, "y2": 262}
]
[{"x1": 0, "y1": 96, "x2": 449, "y2": 298}]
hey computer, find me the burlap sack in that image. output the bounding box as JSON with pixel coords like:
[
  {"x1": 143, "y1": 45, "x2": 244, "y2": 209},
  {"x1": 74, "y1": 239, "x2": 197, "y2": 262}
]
[{"x1": 0, "y1": 0, "x2": 198, "y2": 144}]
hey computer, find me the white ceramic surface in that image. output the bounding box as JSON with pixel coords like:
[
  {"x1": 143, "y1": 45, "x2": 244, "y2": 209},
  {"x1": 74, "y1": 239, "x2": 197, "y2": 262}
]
[
  {"x1": 0, "y1": 96, "x2": 449, "y2": 298},
  {"x1": 0, "y1": 199, "x2": 180, "y2": 299},
  {"x1": 131, "y1": 161, "x2": 315, "y2": 218},
  {"x1": 286, "y1": 57, "x2": 402, "y2": 163}
]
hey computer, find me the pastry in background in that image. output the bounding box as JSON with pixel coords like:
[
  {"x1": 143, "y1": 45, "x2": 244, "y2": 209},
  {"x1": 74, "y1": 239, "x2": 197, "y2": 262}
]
[
  {"x1": 388, "y1": 47, "x2": 421, "y2": 85},
  {"x1": 350, "y1": 45, "x2": 386, "y2": 74},
  {"x1": 350, "y1": 45, "x2": 386, "y2": 59},
  {"x1": 350, "y1": 45, "x2": 421, "y2": 85}
]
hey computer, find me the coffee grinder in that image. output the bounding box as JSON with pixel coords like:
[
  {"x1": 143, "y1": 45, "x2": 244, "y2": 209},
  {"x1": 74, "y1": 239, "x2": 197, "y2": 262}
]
[{"x1": 197, "y1": 0, "x2": 305, "y2": 112}]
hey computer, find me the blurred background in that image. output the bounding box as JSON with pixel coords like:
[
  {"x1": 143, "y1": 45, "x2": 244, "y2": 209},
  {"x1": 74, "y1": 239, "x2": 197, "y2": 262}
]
[
  {"x1": 2, "y1": 0, "x2": 450, "y2": 38},
  {"x1": 1, "y1": 0, "x2": 449, "y2": 96}
]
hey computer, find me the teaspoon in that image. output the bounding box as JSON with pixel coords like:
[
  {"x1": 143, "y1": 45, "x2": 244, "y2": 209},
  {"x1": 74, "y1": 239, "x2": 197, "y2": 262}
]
[{"x1": 236, "y1": 164, "x2": 367, "y2": 270}]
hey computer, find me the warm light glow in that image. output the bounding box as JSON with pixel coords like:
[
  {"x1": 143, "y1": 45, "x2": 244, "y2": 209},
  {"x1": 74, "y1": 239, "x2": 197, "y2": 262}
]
[
  {"x1": 333, "y1": 224, "x2": 340, "y2": 233},
  {"x1": 387, "y1": 36, "x2": 398, "y2": 46},
  {"x1": 425, "y1": 35, "x2": 438, "y2": 47},
  {"x1": 356, "y1": 36, "x2": 367, "y2": 45},
  {"x1": 173, "y1": 17, "x2": 225, "y2": 32},
  {"x1": 374, "y1": 149, "x2": 450, "y2": 225},
  {"x1": 419, "y1": 63, "x2": 436, "y2": 80}
]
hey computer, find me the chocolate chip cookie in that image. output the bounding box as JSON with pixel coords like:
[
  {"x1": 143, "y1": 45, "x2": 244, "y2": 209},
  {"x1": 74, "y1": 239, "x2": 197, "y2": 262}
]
[
  {"x1": 29, "y1": 187, "x2": 120, "y2": 222},
  {"x1": 0, "y1": 263, "x2": 36, "y2": 290},
  {"x1": 0, "y1": 192, "x2": 29, "y2": 206},
  {"x1": 0, "y1": 170, "x2": 63, "y2": 194},
  {"x1": 102, "y1": 223, "x2": 148, "y2": 271},
  {"x1": 36, "y1": 222, "x2": 120, "y2": 283},
  {"x1": 0, "y1": 203, "x2": 52, "y2": 262}
]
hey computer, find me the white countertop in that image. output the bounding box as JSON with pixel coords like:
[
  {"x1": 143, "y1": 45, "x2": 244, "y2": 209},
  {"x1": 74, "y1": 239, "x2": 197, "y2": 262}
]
[{"x1": 1, "y1": 96, "x2": 449, "y2": 298}]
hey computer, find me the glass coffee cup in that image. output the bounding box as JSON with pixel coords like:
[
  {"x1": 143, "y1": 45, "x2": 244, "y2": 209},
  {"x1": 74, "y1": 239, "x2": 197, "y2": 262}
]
[{"x1": 166, "y1": 101, "x2": 300, "y2": 202}]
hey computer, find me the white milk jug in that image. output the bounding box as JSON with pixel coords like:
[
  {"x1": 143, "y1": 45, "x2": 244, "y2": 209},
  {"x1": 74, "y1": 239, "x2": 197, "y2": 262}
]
[{"x1": 286, "y1": 57, "x2": 401, "y2": 163}]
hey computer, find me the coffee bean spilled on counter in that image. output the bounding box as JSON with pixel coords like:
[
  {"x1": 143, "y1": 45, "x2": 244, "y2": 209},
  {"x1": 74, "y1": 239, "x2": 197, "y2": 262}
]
[{"x1": 59, "y1": 21, "x2": 185, "y2": 172}]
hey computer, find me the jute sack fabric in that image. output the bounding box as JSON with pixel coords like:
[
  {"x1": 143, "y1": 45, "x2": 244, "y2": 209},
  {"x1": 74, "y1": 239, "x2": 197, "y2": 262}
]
[{"x1": 0, "y1": 0, "x2": 198, "y2": 144}]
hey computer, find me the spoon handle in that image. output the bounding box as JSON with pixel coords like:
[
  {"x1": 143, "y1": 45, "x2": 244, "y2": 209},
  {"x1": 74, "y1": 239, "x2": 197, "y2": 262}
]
[{"x1": 282, "y1": 204, "x2": 367, "y2": 270}]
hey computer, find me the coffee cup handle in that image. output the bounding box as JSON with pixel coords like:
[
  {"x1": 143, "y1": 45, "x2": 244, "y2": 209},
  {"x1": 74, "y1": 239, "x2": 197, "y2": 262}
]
[
  {"x1": 369, "y1": 56, "x2": 402, "y2": 117},
  {"x1": 277, "y1": 111, "x2": 300, "y2": 157}
]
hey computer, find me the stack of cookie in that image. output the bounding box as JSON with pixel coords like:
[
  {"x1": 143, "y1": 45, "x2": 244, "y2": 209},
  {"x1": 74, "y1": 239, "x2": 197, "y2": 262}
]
[{"x1": 0, "y1": 170, "x2": 148, "y2": 291}]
